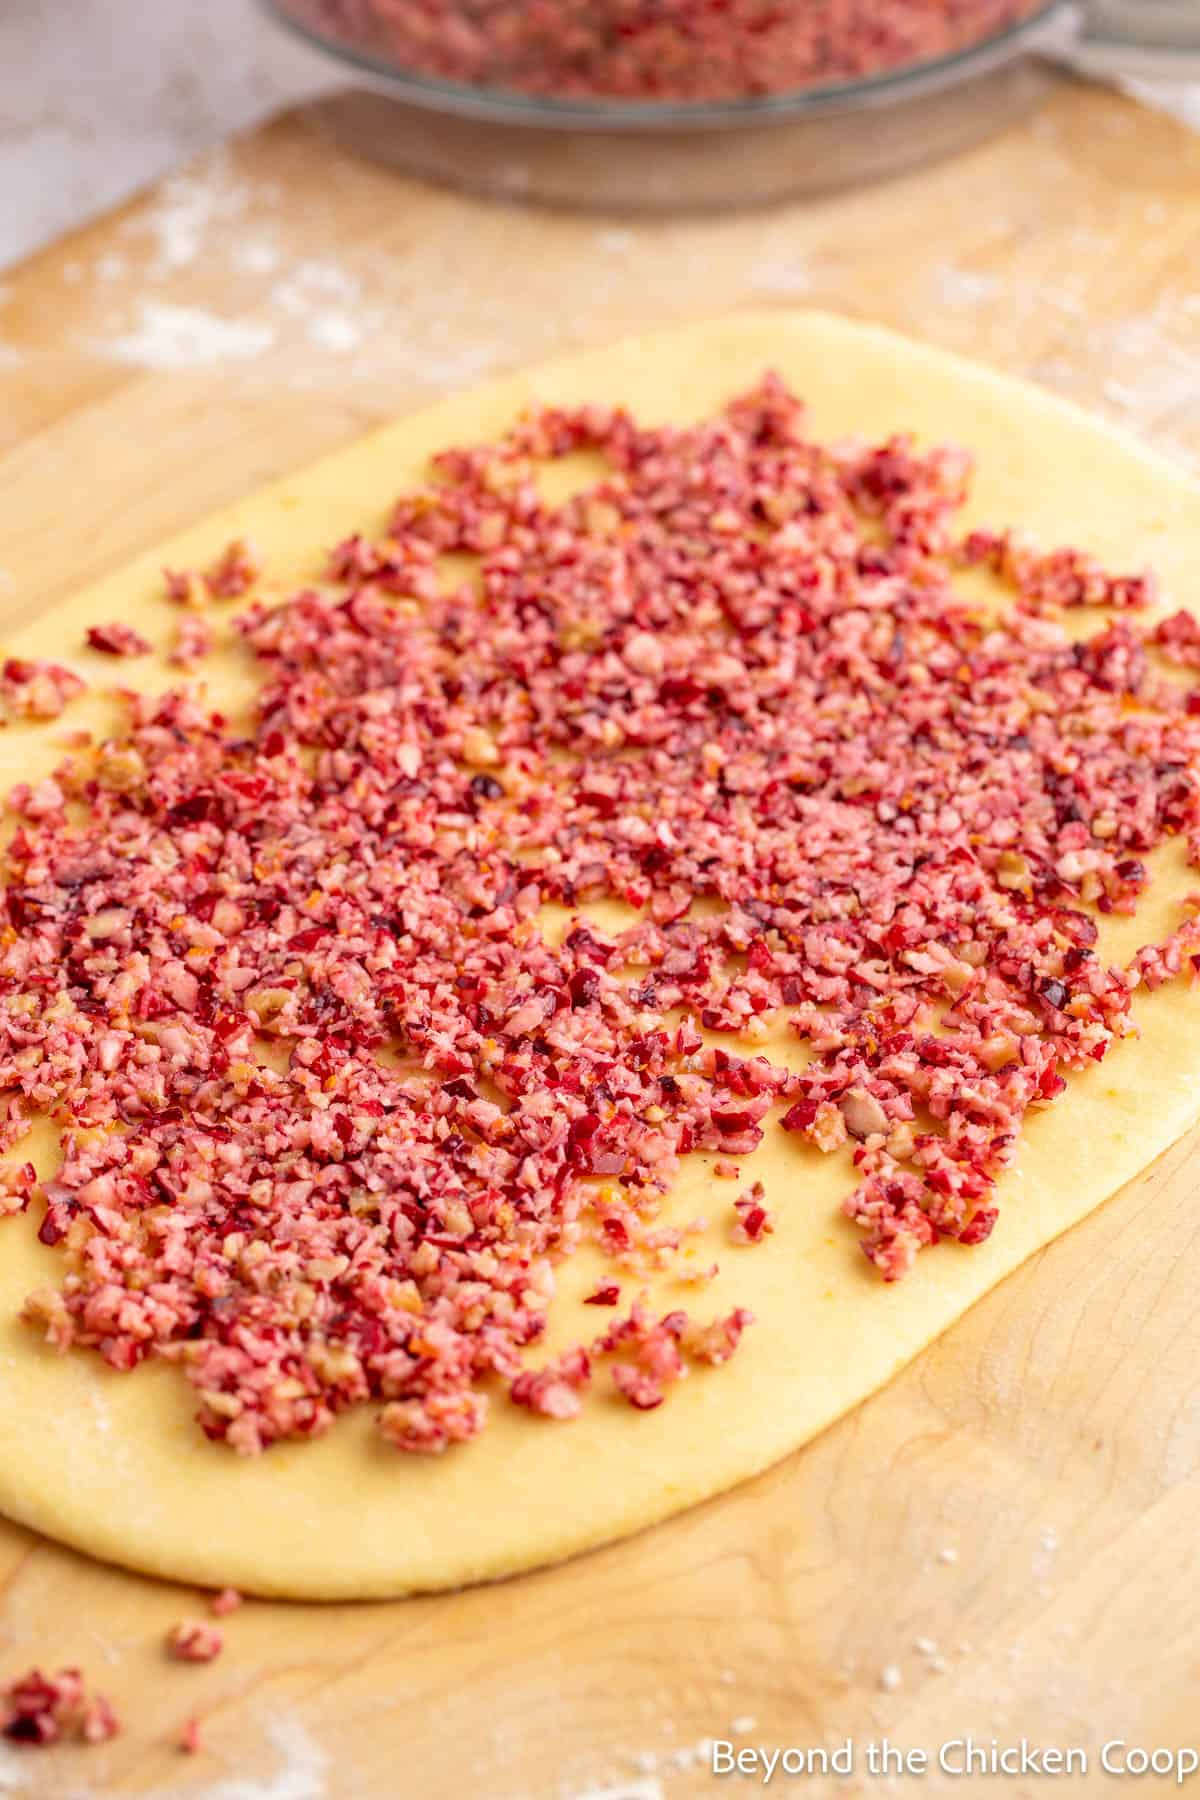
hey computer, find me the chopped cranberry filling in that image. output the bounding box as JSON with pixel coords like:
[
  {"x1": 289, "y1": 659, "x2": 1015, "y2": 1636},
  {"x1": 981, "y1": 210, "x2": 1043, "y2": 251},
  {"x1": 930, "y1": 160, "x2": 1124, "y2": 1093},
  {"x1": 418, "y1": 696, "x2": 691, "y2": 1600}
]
[
  {"x1": 2, "y1": 376, "x2": 1197, "y2": 1457},
  {"x1": 277, "y1": 0, "x2": 1041, "y2": 104},
  {"x1": 1, "y1": 1668, "x2": 118, "y2": 1748}
]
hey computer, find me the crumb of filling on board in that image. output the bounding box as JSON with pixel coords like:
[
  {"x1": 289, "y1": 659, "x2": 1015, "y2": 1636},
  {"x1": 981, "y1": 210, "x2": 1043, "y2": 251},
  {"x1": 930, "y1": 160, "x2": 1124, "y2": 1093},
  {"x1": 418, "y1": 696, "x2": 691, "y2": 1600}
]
[
  {"x1": 0, "y1": 1666, "x2": 119, "y2": 1746},
  {"x1": 165, "y1": 1621, "x2": 224, "y2": 1663},
  {"x1": 1, "y1": 374, "x2": 1198, "y2": 1458}
]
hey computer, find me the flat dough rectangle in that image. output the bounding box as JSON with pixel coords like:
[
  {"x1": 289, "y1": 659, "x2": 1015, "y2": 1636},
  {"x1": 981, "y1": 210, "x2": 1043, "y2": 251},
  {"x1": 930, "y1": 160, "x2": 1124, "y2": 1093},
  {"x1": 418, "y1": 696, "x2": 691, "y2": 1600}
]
[{"x1": 0, "y1": 311, "x2": 1197, "y2": 1599}]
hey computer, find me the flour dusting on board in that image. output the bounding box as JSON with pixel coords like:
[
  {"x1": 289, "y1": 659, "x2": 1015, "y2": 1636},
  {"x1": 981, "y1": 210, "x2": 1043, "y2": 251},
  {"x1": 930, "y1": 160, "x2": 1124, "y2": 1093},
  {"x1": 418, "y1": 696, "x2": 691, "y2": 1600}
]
[
  {"x1": 1094, "y1": 307, "x2": 1200, "y2": 438},
  {"x1": 0, "y1": 1745, "x2": 28, "y2": 1794},
  {"x1": 97, "y1": 302, "x2": 275, "y2": 370},
  {"x1": 920, "y1": 257, "x2": 1200, "y2": 471},
  {"x1": 749, "y1": 256, "x2": 811, "y2": 297},
  {"x1": 564, "y1": 1781, "x2": 664, "y2": 1800},
  {"x1": 55, "y1": 114, "x2": 1200, "y2": 483},
  {"x1": 934, "y1": 265, "x2": 998, "y2": 308},
  {"x1": 159, "y1": 1714, "x2": 329, "y2": 1800},
  {"x1": 269, "y1": 259, "x2": 367, "y2": 355},
  {"x1": 130, "y1": 158, "x2": 264, "y2": 275}
]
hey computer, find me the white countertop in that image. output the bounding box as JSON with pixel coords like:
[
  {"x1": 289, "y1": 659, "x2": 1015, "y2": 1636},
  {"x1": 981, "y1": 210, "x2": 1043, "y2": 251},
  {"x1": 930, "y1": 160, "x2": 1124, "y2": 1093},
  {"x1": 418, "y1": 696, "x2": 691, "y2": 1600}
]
[
  {"x1": 2, "y1": 1, "x2": 1199, "y2": 273},
  {"x1": 0, "y1": 0, "x2": 330, "y2": 270}
]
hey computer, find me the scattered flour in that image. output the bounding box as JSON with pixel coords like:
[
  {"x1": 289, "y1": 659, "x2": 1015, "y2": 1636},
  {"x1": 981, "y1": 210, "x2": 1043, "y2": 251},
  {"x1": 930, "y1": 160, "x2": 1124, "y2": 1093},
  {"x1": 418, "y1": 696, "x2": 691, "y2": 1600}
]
[
  {"x1": 233, "y1": 240, "x2": 283, "y2": 277},
  {"x1": 96, "y1": 301, "x2": 275, "y2": 369},
  {"x1": 749, "y1": 256, "x2": 811, "y2": 297},
  {"x1": 0, "y1": 1745, "x2": 27, "y2": 1793},
  {"x1": 915, "y1": 260, "x2": 1200, "y2": 469},
  {"x1": 671, "y1": 1740, "x2": 712, "y2": 1772},
  {"x1": 269, "y1": 260, "x2": 365, "y2": 354},
  {"x1": 270, "y1": 259, "x2": 358, "y2": 318},
  {"x1": 54, "y1": 78, "x2": 1200, "y2": 453},
  {"x1": 879, "y1": 1663, "x2": 903, "y2": 1693},
  {"x1": 1089, "y1": 309, "x2": 1200, "y2": 440},
  {"x1": 1032, "y1": 1523, "x2": 1060, "y2": 1588},
  {"x1": 80, "y1": 177, "x2": 373, "y2": 367},
  {"x1": 567, "y1": 1782, "x2": 664, "y2": 1800},
  {"x1": 934, "y1": 264, "x2": 998, "y2": 308},
  {"x1": 130, "y1": 159, "x2": 260, "y2": 275},
  {"x1": 305, "y1": 314, "x2": 361, "y2": 354},
  {"x1": 83, "y1": 1625, "x2": 122, "y2": 1667},
  {"x1": 162, "y1": 1714, "x2": 329, "y2": 1800},
  {"x1": 912, "y1": 1635, "x2": 950, "y2": 1674}
]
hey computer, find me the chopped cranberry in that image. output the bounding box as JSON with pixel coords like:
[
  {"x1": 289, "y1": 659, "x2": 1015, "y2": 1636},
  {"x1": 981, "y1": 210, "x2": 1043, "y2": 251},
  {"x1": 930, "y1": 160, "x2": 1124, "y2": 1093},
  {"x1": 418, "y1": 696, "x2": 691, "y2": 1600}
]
[
  {"x1": 780, "y1": 1099, "x2": 819, "y2": 1133},
  {"x1": 568, "y1": 968, "x2": 601, "y2": 1007},
  {"x1": 86, "y1": 622, "x2": 151, "y2": 657},
  {"x1": 958, "y1": 1206, "x2": 998, "y2": 1246}
]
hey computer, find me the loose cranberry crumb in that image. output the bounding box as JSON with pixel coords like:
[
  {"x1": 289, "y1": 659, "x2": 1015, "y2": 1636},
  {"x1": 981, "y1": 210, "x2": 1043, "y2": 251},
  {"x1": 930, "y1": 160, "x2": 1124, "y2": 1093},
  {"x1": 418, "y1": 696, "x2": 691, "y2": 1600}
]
[
  {"x1": 179, "y1": 1715, "x2": 202, "y2": 1754},
  {"x1": 510, "y1": 1346, "x2": 592, "y2": 1419},
  {"x1": 209, "y1": 1587, "x2": 242, "y2": 1617},
  {"x1": 1, "y1": 1667, "x2": 119, "y2": 1747},
  {"x1": 86, "y1": 622, "x2": 152, "y2": 658},
  {"x1": 206, "y1": 538, "x2": 262, "y2": 600},
  {"x1": 733, "y1": 1182, "x2": 775, "y2": 1244},
  {"x1": 166, "y1": 1622, "x2": 223, "y2": 1664},
  {"x1": 1, "y1": 659, "x2": 85, "y2": 722},
  {"x1": 164, "y1": 567, "x2": 205, "y2": 607},
  {"x1": 170, "y1": 615, "x2": 215, "y2": 670}
]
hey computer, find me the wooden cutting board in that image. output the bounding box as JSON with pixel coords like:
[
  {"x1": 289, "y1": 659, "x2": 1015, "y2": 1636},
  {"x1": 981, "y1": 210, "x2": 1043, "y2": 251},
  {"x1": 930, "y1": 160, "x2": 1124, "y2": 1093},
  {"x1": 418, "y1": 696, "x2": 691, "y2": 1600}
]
[{"x1": 2, "y1": 73, "x2": 1200, "y2": 1800}]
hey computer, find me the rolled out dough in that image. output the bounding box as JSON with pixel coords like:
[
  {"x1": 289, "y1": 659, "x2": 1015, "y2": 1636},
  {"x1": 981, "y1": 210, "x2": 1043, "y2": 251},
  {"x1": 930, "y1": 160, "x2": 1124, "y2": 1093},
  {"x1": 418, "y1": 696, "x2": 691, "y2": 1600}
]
[{"x1": 1, "y1": 311, "x2": 1198, "y2": 1600}]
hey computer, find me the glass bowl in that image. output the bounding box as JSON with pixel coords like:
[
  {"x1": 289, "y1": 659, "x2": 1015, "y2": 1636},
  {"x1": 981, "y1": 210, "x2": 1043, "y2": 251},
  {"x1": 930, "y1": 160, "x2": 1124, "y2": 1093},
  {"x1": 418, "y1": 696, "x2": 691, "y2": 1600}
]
[{"x1": 263, "y1": 0, "x2": 1078, "y2": 209}]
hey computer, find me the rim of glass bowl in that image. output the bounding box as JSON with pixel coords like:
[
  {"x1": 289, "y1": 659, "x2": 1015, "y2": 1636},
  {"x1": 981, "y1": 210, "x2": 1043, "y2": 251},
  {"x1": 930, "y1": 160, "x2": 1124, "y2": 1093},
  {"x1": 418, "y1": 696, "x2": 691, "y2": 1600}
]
[{"x1": 262, "y1": 0, "x2": 1075, "y2": 132}]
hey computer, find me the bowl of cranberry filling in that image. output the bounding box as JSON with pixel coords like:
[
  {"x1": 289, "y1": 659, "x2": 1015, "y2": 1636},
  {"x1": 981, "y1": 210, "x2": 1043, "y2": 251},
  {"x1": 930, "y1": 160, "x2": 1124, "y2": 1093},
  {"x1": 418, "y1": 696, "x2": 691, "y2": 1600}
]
[
  {"x1": 268, "y1": 0, "x2": 1059, "y2": 110},
  {"x1": 262, "y1": 0, "x2": 1074, "y2": 208}
]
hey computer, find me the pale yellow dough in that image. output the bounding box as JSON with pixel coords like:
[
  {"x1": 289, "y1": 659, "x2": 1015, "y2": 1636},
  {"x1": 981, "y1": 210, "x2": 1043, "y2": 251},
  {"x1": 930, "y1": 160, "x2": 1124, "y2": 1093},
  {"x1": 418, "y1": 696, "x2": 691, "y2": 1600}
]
[{"x1": 1, "y1": 312, "x2": 1199, "y2": 1600}]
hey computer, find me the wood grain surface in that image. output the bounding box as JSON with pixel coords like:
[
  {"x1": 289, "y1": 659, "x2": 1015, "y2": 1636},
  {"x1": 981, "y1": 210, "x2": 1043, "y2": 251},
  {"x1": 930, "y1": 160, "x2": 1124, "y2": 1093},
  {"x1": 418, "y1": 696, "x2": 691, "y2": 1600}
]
[{"x1": 1, "y1": 73, "x2": 1200, "y2": 1800}]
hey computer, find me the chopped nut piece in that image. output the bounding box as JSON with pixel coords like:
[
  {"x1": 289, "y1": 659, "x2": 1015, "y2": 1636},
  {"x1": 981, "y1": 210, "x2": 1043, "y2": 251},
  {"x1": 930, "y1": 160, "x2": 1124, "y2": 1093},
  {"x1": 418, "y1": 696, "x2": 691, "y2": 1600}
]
[
  {"x1": 839, "y1": 1088, "x2": 889, "y2": 1140},
  {"x1": 996, "y1": 850, "x2": 1032, "y2": 893}
]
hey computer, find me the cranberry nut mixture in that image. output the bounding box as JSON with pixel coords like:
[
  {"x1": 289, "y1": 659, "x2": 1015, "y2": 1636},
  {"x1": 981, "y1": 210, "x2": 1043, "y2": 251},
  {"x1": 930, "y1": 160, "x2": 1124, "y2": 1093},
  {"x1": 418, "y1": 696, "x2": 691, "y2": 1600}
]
[
  {"x1": 0, "y1": 1667, "x2": 119, "y2": 1747},
  {"x1": 279, "y1": 0, "x2": 1043, "y2": 104},
  {"x1": 1, "y1": 377, "x2": 1198, "y2": 1465}
]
